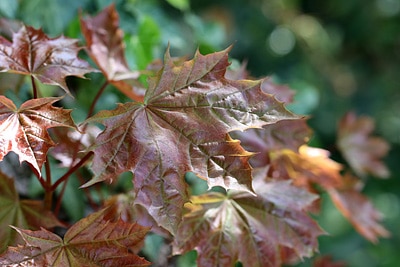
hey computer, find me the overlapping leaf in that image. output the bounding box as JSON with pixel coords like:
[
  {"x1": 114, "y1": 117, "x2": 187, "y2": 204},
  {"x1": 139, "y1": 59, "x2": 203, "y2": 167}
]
[
  {"x1": 337, "y1": 112, "x2": 390, "y2": 178},
  {"x1": 0, "y1": 209, "x2": 150, "y2": 267},
  {"x1": 327, "y1": 173, "x2": 390, "y2": 243},
  {"x1": 0, "y1": 172, "x2": 63, "y2": 253},
  {"x1": 268, "y1": 146, "x2": 389, "y2": 241},
  {"x1": 0, "y1": 25, "x2": 96, "y2": 94},
  {"x1": 173, "y1": 176, "x2": 324, "y2": 267},
  {"x1": 269, "y1": 145, "x2": 343, "y2": 189},
  {"x1": 232, "y1": 119, "x2": 312, "y2": 167},
  {"x1": 0, "y1": 96, "x2": 77, "y2": 174},
  {"x1": 80, "y1": 4, "x2": 145, "y2": 101},
  {"x1": 85, "y1": 48, "x2": 298, "y2": 233},
  {"x1": 102, "y1": 192, "x2": 171, "y2": 237}
]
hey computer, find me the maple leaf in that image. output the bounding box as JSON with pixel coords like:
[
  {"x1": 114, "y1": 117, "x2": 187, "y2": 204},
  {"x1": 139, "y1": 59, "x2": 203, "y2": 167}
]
[
  {"x1": 232, "y1": 119, "x2": 312, "y2": 167},
  {"x1": 0, "y1": 208, "x2": 150, "y2": 267},
  {"x1": 0, "y1": 96, "x2": 77, "y2": 174},
  {"x1": 261, "y1": 79, "x2": 295, "y2": 104},
  {"x1": 327, "y1": 177, "x2": 390, "y2": 243},
  {"x1": 84, "y1": 47, "x2": 298, "y2": 233},
  {"x1": 173, "y1": 177, "x2": 324, "y2": 266},
  {"x1": 269, "y1": 145, "x2": 343, "y2": 189},
  {"x1": 102, "y1": 192, "x2": 171, "y2": 237},
  {"x1": 0, "y1": 172, "x2": 63, "y2": 253},
  {"x1": 80, "y1": 4, "x2": 145, "y2": 101},
  {"x1": 0, "y1": 25, "x2": 97, "y2": 94},
  {"x1": 337, "y1": 112, "x2": 390, "y2": 178}
]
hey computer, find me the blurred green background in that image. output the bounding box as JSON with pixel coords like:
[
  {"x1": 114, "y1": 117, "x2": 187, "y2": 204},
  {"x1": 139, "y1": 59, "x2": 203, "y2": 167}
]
[{"x1": 0, "y1": 0, "x2": 399, "y2": 266}]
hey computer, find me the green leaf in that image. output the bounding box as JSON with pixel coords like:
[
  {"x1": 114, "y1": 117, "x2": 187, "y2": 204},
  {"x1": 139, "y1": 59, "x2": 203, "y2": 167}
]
[{"x1": 0, "y1": 172, "x2": 63, "y2": 253}]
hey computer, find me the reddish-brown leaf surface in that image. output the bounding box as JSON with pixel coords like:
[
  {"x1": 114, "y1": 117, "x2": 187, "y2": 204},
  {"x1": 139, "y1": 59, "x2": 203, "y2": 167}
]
[
  {"x1": 0, "y1": 209, "x2": 150, "y2": 267},
  {"x1": 102, "y1": 192, "x2": 171, "y2": 237},
  {"x1": 0, "y1": 172, "x2": 63, "y2": 254},
  {"x1": 268, "y1": 146, "x2": 389, "y2": 241},
  {"x1": 337, "y1": 112, "x2": 390, "y2": 178},
  {"x1": 84, "y1": 47, "x2": 298, "y2": 233},
  {"x1": 80, "y1": 4, "x2": 145, "y2": 101},
  {"x1": 0, "y1": 96, "x2": 77, "y2": 174},
  {"x1": 0, "y1": 25, "x2": 96, "y2": 94},
  {"x1": 328, "y1": 185, "x2": 390, "y2": 243},
  {"x1": 232, "y1": 119, "x2": 312, "y2": 167},
  {"x1": 269, "y1": 145, "x2": 343, "y2": 189},
  {"x1": 173, "y1": 176, "x2": 323, "y2": 267}
]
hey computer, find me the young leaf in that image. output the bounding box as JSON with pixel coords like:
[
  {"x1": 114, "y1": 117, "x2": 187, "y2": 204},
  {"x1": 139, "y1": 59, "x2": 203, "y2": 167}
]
[
  {"x1": 85, "y1": 47, "x2": 298, "y2": 233},
  {"x1": 337, "y1": 112, "x2": 390, "y2": 178},
  {"x1": 80, "y1": 4, "x2": 145, "y2": 101},
  {"x1": 0, "y1": 209, "x2": 150, "y2": 266},
  {"x1": 232, "y1": 119, "x2": 312, "y2": 167},
  {"x1": 103, "y1": 192, "x2": 171, "y2": 237},
  {"x1": 328, "y1": 186, "x2": 390, "y2": 243},
  {"x1": 173, "y1": 179, "x2": 323, "y2": 266},
  {"x1": 0, "y1": 96, "x2": 77, "y2": 174},
  {"x1": 269, "y1": 145, "x2": 343, "y2": 189},
  {"x1": 0, "y1": 25, "x2": 97, "y2": 94},
  {"x1": 0, "y1": 172, "x2": 63, "y2": 253}
]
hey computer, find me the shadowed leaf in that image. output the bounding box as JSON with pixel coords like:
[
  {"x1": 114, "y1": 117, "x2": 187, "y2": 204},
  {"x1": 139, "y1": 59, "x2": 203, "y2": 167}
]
[{"x1": 0, "y1": 172, "x2": 63, "y2": 254}]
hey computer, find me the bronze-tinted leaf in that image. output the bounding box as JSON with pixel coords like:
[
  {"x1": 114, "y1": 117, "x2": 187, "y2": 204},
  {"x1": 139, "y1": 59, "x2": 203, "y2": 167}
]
[
  {"x1": 85, "y1": 48, "x2": 298, "y2": 233},
  {"x1": 173, "y1": 182, "x2": 323, "y2": 267},
  {"x1": 0, "y1": 209, "x2": 150, "y2": 266},
  {"x1": 80, "y1": 4, "x2": 145, "y2": 101},
  {"x1": 0, "y1": 25, "x2": 97, "y2": 94},
  {"x1": 0, "y1": 96, "x2": 77, "y2": 174},
  {"x1": 337, "y1": 112, "x2": 390, "y2": 178},
  {"x1": 232, "y1": 119, "x2": 312, "y2": 167},
  {"x1": 328, "y1": 186, "x2": 389, "y2": 243}
]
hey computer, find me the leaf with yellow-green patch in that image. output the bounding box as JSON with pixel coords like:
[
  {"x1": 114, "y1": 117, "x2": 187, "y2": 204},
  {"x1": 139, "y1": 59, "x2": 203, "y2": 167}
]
[{"x1": 0, "y1": 172, "x2": 63, "y2": 254}]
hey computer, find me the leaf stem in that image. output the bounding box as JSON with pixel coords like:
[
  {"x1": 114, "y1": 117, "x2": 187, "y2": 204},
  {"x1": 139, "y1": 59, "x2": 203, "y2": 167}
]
[
  {"x1": 86, "y1": 80, "x2": 109, "y2": 119},
  {"x1": 28, "y1": 163, "x2": 47, "y2": 188},
  {"x1": 51, "y1": 151, "x2": 93, "y2": 191},
  {"x1": 44, "y1": 159, "x2": 53, "y2": 211},
  {"x1": 31, "y1": 76, "x2": 38, "y2": 99}
]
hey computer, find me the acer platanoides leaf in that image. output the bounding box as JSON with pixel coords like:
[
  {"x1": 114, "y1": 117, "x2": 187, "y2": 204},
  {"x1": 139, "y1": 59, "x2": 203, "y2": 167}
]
[
  {"x1": 0, "y1": 209, "x2": 150, "y2": 267},
  {"x1": 328, "y1": 186, "x2": 390, "y2": 243},
  {"x1": 0, "y1": 96, "x2": 77, "y2": 174},
  {"x1": 0, "y1": 25, "x2": 97, "y2": 94},
  {"x1": 80, "y1": 4, "x2": 144, "y2": 101},
  {"x1": 172, "y1": 180, "x2": 324, "y2": 267},
  {"x1": 232, "y1": 119, "x2": 312, "y2": 167},
  {"x1": 337, "y1": 112, "x2": 390, "y2": 178},
  {"x1": 0, "y1": 172, "x2": 63, "y2": 254},
  {"x1": 84, "y1": 47, "x2": 298, "y2": 233}
]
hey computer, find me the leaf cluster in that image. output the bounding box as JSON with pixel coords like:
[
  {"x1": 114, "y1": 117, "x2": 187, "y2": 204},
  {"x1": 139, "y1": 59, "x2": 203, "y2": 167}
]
[{"x1": 0, "y1": 4, "x2": 391, "y2": 267}]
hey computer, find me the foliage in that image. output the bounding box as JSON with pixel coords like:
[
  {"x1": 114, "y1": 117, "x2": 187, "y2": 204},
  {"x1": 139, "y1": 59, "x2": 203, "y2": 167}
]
[{"x1": 0, "y1": 2, "x2": 393, "y2": 267}]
